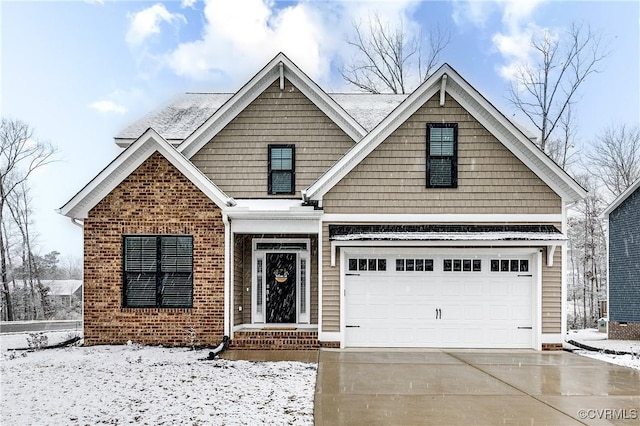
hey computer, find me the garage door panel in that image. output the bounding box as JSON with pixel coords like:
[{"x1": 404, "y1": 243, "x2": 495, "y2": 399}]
[{"x1": 344, "y1": 253, "x2": 535, "y2": 348}]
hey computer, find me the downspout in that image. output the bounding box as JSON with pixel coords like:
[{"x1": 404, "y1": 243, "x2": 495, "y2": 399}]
[
  {"x1": 70, "y1": 217, "x2": 84, "y2": 335},
  {"x1": 223, "y1": 213, "x2": 231, "y2": 342}
]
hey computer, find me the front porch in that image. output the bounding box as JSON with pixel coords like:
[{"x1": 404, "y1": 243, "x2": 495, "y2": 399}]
[{"x1": 230, "y1": 327, "x2": 320, "y2": 350}]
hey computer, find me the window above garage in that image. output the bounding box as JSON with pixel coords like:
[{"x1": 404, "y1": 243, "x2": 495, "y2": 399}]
[{"x1": 426, "y1": 123, "x2": 457, "y2": 188}]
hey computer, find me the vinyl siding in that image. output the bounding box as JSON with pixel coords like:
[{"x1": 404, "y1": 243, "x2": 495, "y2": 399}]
[
  {"x1": 542, "y1": 246, "x2": 562, "y2": 334},
  {"x1": 232, "y1": 234, "x2": 319, "y2": 325},
  {"x1": 323, "y1": 93, "x2": 560, "y2": 214},
  {"x1": 609, "y1": 187, "x2": 640, "y2": 322},
  {"x1": 191, "y1": 79, "x2": 355, "y2": 198}
]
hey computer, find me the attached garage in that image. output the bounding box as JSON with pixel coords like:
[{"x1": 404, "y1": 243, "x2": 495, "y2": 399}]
[
  {"x1": 342, "y1": 250, "x2": 538, "y2": 348},
  {"x1": 330, "y1": 224, "x2": 566, "y2": 349}
]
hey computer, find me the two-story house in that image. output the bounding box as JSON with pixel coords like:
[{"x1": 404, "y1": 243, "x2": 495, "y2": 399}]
[{"x1": 58, "y1": 53, "x2": 585, "y2": 350}]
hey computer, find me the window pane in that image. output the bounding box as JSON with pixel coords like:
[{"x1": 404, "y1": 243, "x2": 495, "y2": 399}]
[
  {"x1": 501, "y1": 260, "x2": 509, "y2": 272},
  {"x1": 378, "y1": 259, "x2": 386, "y2": 271},
  {"x1": 443, "y1": 259, "x2": 452, "y2": 271},
  {"x1": 430, "y1": 127, "x2": 455, "y2": 156},
  {"x1": 473, "y1": 259, "x2": 482, "y2": 272},
  {"x1": 429, "y1": 158, "x2": 452, "y2": 186},
  {"x1": 300, "y1": 258, "x2": 307, "y2": 314},
  {"x1": 463, "y1": 259, "x2": 471, "y2": 271},
  {"x1": 161, "y1": 236, "x2": 193, "y2": 272},
  {"x1": 368, "y1": 259, "x2": 377, "y2": 271},
  {"x1": 491, "y1": 259, "x2": 499, "y2": 272},
  {"x1": 271, "y1": 170, "x2": 293, "y2": 193},
  {"x1": 125, "y1": 237, "x2": 156, "y2": 272},
  {"x1": 406, "y1": 259, "x2": 414, "y2": 271},
  {"x1": 125, "y1": 273, "x2": 156, "y2": 307},
  {"x1": 348, "y1": 259, "x2": 357, "y2": 271},
  {"x1": 270, "y1": 148, "x2": 293, "y2": 170},
  {"x1": 510, "y1": 260, "x2": 519, "y2": 272},
  {"x1": 425, "y1": 259, "x2": 434, "y2": 271},
  {"x1": 415, "y1": 259, "x2": 424, "y2": 271},
  {"x1": 453, "y1": 259, "x2": 462, "y2": 271},
  {"x1": 359, "y1": 259, "x2": 368, "y2": 271},
  {"x1": 520, "y1": 260, "x2": 529, "y2": 272},
  {"x1": 396, "y1": 259, "x2": 405, "y2": 271},
  {"x1": 161, "y1": 272, "x2": 193, "y2": 307}
]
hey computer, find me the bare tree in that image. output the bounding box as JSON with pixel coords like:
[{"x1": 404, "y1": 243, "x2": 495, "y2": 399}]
[
  {"x1": 587, "y1": 123, "x2": 640, "y2": 198},
  {"x1": 545, "y1": 104, "x2": 578, "y2": 170},
  {"x1": 508, "y1": 23, "x2": 609, "y2": 152},
  {"x1": 341, "y1": 12, "x2": 450, "y2": 94},
  {"x1": 0, "y1": 118, "x2": 55, "y2": 320}
]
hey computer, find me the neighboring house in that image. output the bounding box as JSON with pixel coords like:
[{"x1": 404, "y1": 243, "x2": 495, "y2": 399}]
[
  {"x1": 45, "y1": 280, "x2": 83, "y2": 308},
  {"x1": 58, "y1": 53, "x2": 585, "y2": 350},
  {"x1": 603, "y1": 178, "x2": 640, "y2": 340}
]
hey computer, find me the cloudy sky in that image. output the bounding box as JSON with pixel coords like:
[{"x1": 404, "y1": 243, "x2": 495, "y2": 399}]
[{"x1": 2, "y1": 0, "x2": 639, "y2": 259}]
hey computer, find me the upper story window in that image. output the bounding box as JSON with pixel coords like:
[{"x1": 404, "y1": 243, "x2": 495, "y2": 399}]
[
  {"x1": 123, "y1": 235, "x2": 193, "y2": 308},
  {"x1": 268, "y1": 145, "x2": 295, "y2": 194},
  {"x1": 426, "y1": 123, "x2": 458, "y2": 188}
]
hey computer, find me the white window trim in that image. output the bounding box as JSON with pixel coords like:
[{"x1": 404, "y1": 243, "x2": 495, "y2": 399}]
[{"x1": 252, "y1": 238, "x2": 311, "y2": 325}]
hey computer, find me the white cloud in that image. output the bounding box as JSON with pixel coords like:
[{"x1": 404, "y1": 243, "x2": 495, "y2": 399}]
[
  {"x1": 126, "y1": 4, "x2": 186, "y2": 47},
  {"x1": 163, "y1": 0, "x2": 422, "y2": 88},
  {"x1": 181, "y1": 0, "x2": 197, "y2": 8},
  {"x1": 89, "y1": 100, "x2": 127, "y2": 114}
]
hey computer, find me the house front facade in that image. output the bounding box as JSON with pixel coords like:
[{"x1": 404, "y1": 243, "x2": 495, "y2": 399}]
[
  {"x1": 59, "y1": 53, "x2": 585, "y2": 350},
  {"x1": 604, "y1": 179, "x2": 640, "y2": 340}
]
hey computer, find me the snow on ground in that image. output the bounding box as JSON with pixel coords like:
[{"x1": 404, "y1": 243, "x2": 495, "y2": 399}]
[
  {"x1": 1, "y1": 335, "x2": 317, "y2": 425},
  {"x1": 566, "y1": 328, "x2": 640, "y2": 371}
]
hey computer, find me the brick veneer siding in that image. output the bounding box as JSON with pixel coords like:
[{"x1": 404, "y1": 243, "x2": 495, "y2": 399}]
[
  {"x1": 609, "y1": 321, "x2": 640, "y2": 340},
  {"x1": 83, "y1": 152, "x2": 225, "y2": 347},
  {"x1": 231, "y1": 330, "x2": 320, "y2": 350}
]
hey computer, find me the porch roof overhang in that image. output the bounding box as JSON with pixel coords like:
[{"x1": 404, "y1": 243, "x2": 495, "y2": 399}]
[
  {"x1": 227, "y1": 199, "x2": 322, "y2": 234},
  {"x1": 329, "y1": 224, "x2": 566, "y2": 268}
]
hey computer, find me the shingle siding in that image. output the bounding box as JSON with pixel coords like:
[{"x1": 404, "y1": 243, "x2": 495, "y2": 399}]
[{"x1": 609, "y1": 186, "x2": 640, "y2": 323}]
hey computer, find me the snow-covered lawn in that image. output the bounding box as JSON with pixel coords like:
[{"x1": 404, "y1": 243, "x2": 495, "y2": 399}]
[
  {"x1": 566, "y1": 328, "x2": 640, "y2": 371},
  {"x1": 1, "y1": 335, "x2": 317, "y2": 425}
]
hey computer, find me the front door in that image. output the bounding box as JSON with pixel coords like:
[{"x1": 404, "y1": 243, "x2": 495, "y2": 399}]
[{"x1": 266, "y1": 252, "x2": 296, "y2": 323}]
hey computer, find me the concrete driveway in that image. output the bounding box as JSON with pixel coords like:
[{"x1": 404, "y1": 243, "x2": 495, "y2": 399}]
[{"x1": 314, "y1": 350, "x2": 640, "y2": 425}]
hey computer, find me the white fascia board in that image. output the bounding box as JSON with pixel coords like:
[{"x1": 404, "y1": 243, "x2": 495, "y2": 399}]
[
  {"x1": 304, "y1": 69, "x2": 446, "y2": 201},
  {"x1": 179, "y1": 52, "x2": 365, "y2": 159},
  {"x1": 321, "y1": 213, "x2": 562, "y2": 223},
  {"x1": 602, "y1": 177, "x2": 640, "y2": 217},
  {"x1": 444, "y1": 74, "x2": 587, "y2": 203},
  {"x1": 57, "y1": 128, "x2": 234, "y2": 219},
  {"x1": 231, "y1": 218, "x2": 320, "y2": 234}
]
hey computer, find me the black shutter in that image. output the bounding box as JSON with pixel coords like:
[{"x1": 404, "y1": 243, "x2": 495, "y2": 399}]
[{"x1": 124, "y1": 236, "x2": 157, "y2": 307}]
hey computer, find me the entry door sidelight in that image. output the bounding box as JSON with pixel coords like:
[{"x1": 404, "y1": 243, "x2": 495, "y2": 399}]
[{"x1": 266, "y1": 252, "x2": 297, "y2": 323}]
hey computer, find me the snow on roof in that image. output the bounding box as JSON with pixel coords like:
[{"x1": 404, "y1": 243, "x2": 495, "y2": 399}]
[
  {"x1": 116, "y1": 93, "x2": 234, "y2": 142},
  {"x1": 329, "y1": 224, "x2": 566, "y2": 242},
  {"x1": 329, "y1": 93, "x2": 408, "y2": 131},
  {"x1": 115, "y1": 93, "x2": 408, "y2": 143},
  {"x1": 331, "y1": 232, "x2": 567, "y2": 242}
]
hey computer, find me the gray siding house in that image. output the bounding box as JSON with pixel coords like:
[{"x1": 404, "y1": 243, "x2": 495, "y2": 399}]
[{"x1": 604, "y1": 178, "x2": 640, "y2": 340}]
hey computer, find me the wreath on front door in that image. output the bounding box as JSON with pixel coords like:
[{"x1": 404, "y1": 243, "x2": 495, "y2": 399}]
[{"x1": 274, "y1": 268, "x2": 289, "y2": 283}]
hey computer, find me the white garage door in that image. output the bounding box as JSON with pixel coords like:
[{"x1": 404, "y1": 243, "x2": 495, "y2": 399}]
[{"x1": 344, "y1": 252, "x2": 536, "y2": 348}]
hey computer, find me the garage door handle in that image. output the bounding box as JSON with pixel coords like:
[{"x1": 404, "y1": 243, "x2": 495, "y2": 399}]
[
  {"x1": 517, "y1": 326, "x2": 532, "y2": 329},
  {"x1": 518, "y1": 274, "x2": 533, "y2": 277},
  {"x1": 345, "y1": 273, "x2": 360, "y2": 276},
  {"x1": 346, "y1": 325, "x2": 360, "y2": 328}
]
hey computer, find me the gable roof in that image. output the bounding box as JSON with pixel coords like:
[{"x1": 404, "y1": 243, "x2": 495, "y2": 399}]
[
  {"x1": 178, "y1": 52, "x2": 367, "y2": 158},
  {"x1": 57, "y1": 128, "x2": 235, "y2": 219},
  {"x1": 114, "y1": 93, "x2": 408, "y2": 147},
  {"x1": 302, "y1": 63, "x2": 587, "y2": 204},
  {"x1": 602, "y1": 177, "x2": 640, "y2": 217}
]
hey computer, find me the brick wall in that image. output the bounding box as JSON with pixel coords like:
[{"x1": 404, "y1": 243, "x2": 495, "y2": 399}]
[
  {"x1": 83, "y1": 152, "x2": 226, "y2": 347},
  {"x1": 609, "y1": 321, "x2": 640, "y2": 340}
]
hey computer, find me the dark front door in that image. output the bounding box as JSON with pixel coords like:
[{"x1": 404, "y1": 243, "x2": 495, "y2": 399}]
[{"x1": 266, "y1": 252, "x2": 296, "y2": 323}]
